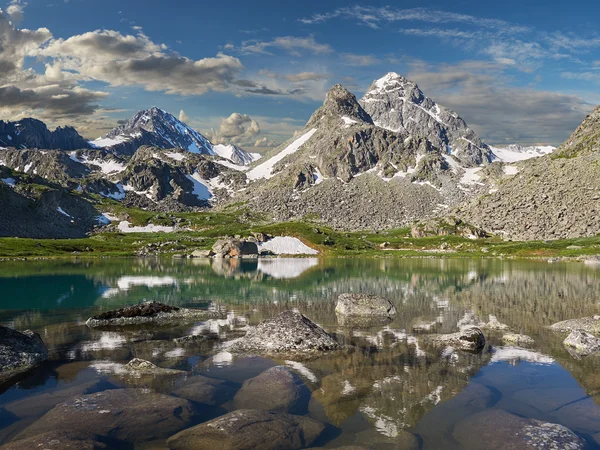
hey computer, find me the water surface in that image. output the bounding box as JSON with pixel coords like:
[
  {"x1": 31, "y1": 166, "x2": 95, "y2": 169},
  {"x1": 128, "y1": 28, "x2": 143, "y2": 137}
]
[{"x1": 1, "y1": 257, "x2": 600, "y2": 448}]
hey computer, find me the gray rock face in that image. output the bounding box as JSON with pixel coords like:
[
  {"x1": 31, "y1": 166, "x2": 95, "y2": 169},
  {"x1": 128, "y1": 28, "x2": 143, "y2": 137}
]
[
  {"x1": 166, "y1": 409, "x2": 325, "y2": 450},
  {"x1": 0, "y1": 326, "x2": 48, "y2": 386},
  {"x1": 0, "y1": 118, "x2": 91, "y2": 150},
  {"x1": 361, "y1": 72, "x2": 493, "y2": 167},
  {"x1": 453, "y1": 409, "x2": 588, "y2": 450},
  {"x1": 335, "y1": 293, "x2": 397, "y2": 317},
  {"x1": 86, "y1": 301, "x2": 223, "y2": 327},
  {"x1": 550, "y1": 316, "x2": 600, "y2": 334},
  {"x1": 212, "y1": 238, "x2": 258, "y2": 258},
  {"x1": 17, "y1": 388, "x2": 195, "y2": 444},
  {"x1": 232, "y1": 310, "x2": 340, "y2": 359},
  {"x1": 0, "y1": 431, "x2": 110, "y2": 450},
  {"x1": 563, "y1": 330, "x2": 600, "y2": 357},
  {"x1": 427, "y1": 327, "x2": 486, "y2": 352},
  {"x1": 233, "y1": 366, "x2": 311, "y2": 414},
  {"x1": 457, "y1": 104, "x2": 600, "y2": 241}
]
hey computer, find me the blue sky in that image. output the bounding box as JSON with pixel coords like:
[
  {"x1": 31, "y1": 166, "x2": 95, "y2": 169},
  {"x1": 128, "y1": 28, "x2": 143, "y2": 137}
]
[{"x1": 2, "y1": 0, "x2": 600, "y2": 147}]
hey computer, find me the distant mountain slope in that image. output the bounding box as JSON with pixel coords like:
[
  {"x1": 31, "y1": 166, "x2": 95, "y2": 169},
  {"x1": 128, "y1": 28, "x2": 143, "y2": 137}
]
[
  {"x1": 456, "y1": 105, "x2": 600, "y2": 240},
  {"x1": 91, "y1": 107, "x2": 259, "y2": 166},
  {"x1": 0, "y1": 118, "x2": 90, "y2": 151}
]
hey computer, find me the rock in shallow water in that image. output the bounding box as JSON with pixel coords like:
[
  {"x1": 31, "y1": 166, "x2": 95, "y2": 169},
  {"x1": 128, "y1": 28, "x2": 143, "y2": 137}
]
[
  {"x1": 166, "y1": 409, "x2": 325, "y2": 450},
  {"x1": 563, "y1": 330, "x2": 600, "y2": 357},
  {"x1": 231, "y1": 310, "x2": 340, "y2": 359},
  {"x1": 453, "y1": 409, "x2": 589, "y2": 450},
  {"x1": 335, "y1": 293, "x2": 397, "y2": 318},
  {"x1": 86, "y1": 301, "x2": 223, "y2": 327},
  {"x1": 502, "y1": 333, "x2": 535, "y2": 346},
  {"x1": 0, "y1": 326, "x2": 48, "y2": 386},
  {"x1": 173, "y1": 375, "x2": 236, "y2": 406},
  {"x1": 550, "y1": 316, "x2": 600, "y2": 334},
  {"x1": 1, "y1": 431, "x2": 112, "y2": 450},
  {"x1": 233, "y1": 366, "x2": 311, "y2": 414},
  {"x1": 427, "y1": 327, "x2": 486, "y2": 352},
  {"x1": 16, "y1": 388, "x2": 196, "y2": 444}
]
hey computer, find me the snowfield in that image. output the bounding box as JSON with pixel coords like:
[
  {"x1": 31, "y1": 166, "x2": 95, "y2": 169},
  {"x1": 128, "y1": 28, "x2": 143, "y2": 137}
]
[
  {"x1": 117, "y1": 221, "x2": 176, "y2": 233},
  {"x1": 247, "y1": 129, "x2": 317, "y2": 180},
  {"x1": 258, "y1": 236, "x2": 319, "y2": 255}
]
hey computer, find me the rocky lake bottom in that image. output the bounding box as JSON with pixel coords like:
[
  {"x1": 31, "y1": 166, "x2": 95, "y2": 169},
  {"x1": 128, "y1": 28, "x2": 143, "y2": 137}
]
[{"x1": 1, "y1": 257, "x2": 600, "y2": 449}]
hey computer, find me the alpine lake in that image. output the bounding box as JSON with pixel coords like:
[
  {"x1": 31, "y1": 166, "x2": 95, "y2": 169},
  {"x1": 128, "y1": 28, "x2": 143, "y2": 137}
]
[{"x1": 1, "y1": 256, "x2": 600, "y2": 449}]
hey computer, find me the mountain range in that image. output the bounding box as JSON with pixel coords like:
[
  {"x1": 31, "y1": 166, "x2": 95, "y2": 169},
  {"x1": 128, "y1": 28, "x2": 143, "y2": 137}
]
[{"x1": 1, "y1": 71, "x2": 594, "y2": 242}]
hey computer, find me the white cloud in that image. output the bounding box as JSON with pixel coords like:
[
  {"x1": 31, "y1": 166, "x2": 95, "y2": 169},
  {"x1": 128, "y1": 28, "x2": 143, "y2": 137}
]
[
  {"x1": 179, "y1": 109, "x2": 190, "y2": 123},
  {"x1": 235, "y1": 36, "x2": 333, "y2": 56}
]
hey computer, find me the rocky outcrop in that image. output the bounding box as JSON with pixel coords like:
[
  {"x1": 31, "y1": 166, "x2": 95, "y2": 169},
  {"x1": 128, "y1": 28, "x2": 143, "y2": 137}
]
[
  {"x1": 563, "y1": 330, "x2": 600, "y2": 357},
  {"x1": 456, "y1": 104, "x2": 600, "y2": 240},
  {"x1": 233, "y1": 366, "x2": 311, "y2": 414},
  {"x1": 410, "y1": 217, "x2": 487, "y2": 239},
  {"x1": 550, "y1": 316, "x2": 600, "y2": 334},
  {"x1": 427, "y1": 327, "x2": 486, "y2": 352},
  {"x1": 335, "y1": 293, "x2": 397, "y2": 318},
  {"x1": 166, "y1": 409, "x2": 325, "y2": 450},
  {"x1": 231, "y1": 310, "x2": 340, "y2": 359},
  {"x1": 16, "y1": 389, "x2": 195, "y2": 444},
  {"x1": 453, "y1": 409, "x2": 588, "y2": 450},
  {"x1": 86, "y1": 301, "x2": 223, "y2": 327},
  {"x1": 0, "y1": 326, "x2": 48, "y2": 386},
  {"x1": 211, "y1": 238, "x2": 259, "y2": 258}
]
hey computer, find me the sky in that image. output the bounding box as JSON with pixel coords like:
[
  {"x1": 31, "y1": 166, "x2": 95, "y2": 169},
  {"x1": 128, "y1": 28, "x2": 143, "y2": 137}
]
[{"x1": 1, "y1": 0, "x2": 600, "y2": 149}]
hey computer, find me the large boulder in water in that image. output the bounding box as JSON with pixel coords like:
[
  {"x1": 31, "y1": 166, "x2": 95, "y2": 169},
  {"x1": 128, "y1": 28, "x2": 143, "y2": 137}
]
[
  {"x1": 335, "y1": 293, "x2": 397, "y2": 324},
  {"x1": 427, "y1": 327, "x2": 486, "y2": 352},
  {"x1": 0, "y1": 432, "x2": 114, "y2": 449},
  {"x1": 86, "y1": 301, "x2": 223, "y2": 327},
  {"x1": 563, "y1": 330, "x2": 600, "y2": 357},
  {"x1": 16, "y1": 388, "x2": 196, "y2": 444},
  {"x1": 453, "y1": 409, "x2": 589, "y2": 450},
  {"x1": 0, "y1": 326, "x2": 48, "y2": 386},
  {"x1": 550, "y1": 316, "x2": 600, "y2": 334},
  {"x1": 166, "y1": 409, "x2": 325, "y2": 450},
  {"x1": 233, "y1": 366, "x2": 311, "y2": 414},
  {"x1": 231, "y1": 310, "x2": 340, "y2": 359}
]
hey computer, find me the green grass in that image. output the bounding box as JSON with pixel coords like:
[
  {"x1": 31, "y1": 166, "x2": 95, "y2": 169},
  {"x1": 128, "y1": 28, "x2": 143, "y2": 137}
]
[{"x1": 0, "y1": 205, "x2": 599, "y2": 259}]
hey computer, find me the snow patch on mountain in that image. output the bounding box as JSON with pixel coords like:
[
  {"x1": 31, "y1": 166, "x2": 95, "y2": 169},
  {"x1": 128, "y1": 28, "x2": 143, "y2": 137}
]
[
  {"x1": 213, "y1": 143, "x2": 261, "y2": 166},
  {"x1": 185, "y1": 172, "x2": 212, "y2": 201},
  {"x1": 247, "y1": 129, "x2": 317, "y2": 180},
  {"x1": 491, "y1": 144, "x2": 555, "y2": 163}
]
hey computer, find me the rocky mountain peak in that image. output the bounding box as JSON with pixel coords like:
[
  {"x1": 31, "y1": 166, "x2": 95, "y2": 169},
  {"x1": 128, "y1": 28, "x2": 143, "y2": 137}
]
[
  {"x1": 558, "y1": 104, "x2": 600, "y2": 158},
  {"x1": 307, "y1": 83, "x2": 373, "y2": 127},
  {"x1": 0, "y1": 118, "x2": 90, "y2": 150}
]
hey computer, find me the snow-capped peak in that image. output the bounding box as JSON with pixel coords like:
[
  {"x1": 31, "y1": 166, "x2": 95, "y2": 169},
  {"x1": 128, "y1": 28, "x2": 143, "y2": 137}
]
[{"x1": 368, "y1": 72, "x2": 416, "y2": 96}]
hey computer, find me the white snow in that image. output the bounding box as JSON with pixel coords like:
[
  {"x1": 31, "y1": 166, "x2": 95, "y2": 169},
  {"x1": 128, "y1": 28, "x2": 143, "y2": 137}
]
[
  {"x1": 504, "y1": 165, "x2": 519, "y2": 176},
  {"x1": 491, "y1": 145, "x2": 555, "y2": 163},
  {"x1": 117, "y1": 221, "x2": 176, "y2": 233},
  {"x1": 258, "y1": 237, "x2": 318, "y2": 255},
  {"x1": 70, "y1": 152, "x2": 126, "y2": 174},
  {"x1": 90, "y1": 136, "x2": 128, "y2": 148},
  {"x1": 460, "y1": 167, "x2": 483, "y2": 185},
  {"x1": 185, "y1": 172, "x2": 213, "y2": 201},
  {"x1": 490, "y1": 347, "x2": 555, "y2": 365},
  {"x1": 56, "y1": 207, "x2": 73, "y2": 219},
  {"x1": 164, "y1": 151, "x2": 187, "y2": 161},
  {"x1": 24, "y1": 162, "x2": 34, "y2": 173},
  {"x1": 247, "y1": 128, "x2": 317, "y2": 180},
  {"x1": 341, "y1": 116, "x2": 358, "y2": 126},
  {"x1": 0, "y1": 177, "x2": 16, "y2": 187},
  {"x1": 257, "y1": 258, "x2": 319, "y2": 279},
  {"x1": 212, "y1": 143, "x2": 259, "y2": 166},
  {"x1": 100, "y1": 183, "x2": 126, "y2": 201},
  {"x1": 313, "y1": 168, "x2": 325, "y2": 185}
]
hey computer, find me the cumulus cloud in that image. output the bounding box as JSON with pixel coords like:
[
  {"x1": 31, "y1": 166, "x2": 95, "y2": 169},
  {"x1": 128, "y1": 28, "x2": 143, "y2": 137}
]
[
  {"x1": 6, "y1": 1, "x2": 25, "y2": 24},
  {"x1": 207, "y1": 112, "x2": 262, "y2": 147},
  {"x1": 406, "y1": 61, "x2": 594, "y2": 146},
  {"x1": 179, "y1": 109, "x2": 190, "y2": 123}
]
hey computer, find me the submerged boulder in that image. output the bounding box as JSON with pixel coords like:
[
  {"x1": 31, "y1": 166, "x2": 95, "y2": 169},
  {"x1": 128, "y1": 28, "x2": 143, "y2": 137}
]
[
  {"x1": 233, "y1": 366, "x2": 311, "y2": 414},
  {"x1": 563, "y1": 330, "x2": 600, "y2": 357},
  {"x1": 231, "y1": 310, "x2": 340, "y2": 359},
  {"x1": 453, "y1": 409, "x2": 588, "y2": 450},
  {"x1": 173, "y1": 375, "x2": 236, "y2": 406},
  {"x1": 16, "y1": 388, "x2": 195, "y2": 444},
  {"x1": 166, "y1": 409, "x2": 325, "y2": 450},
  {"x1": 0, "y1": 431, "x2": 113, "y2": 450},
  {"x1": 86, "y1": 301, "x2": 222, "y2": 327},
  {"x1": 0, "y1": 326, "x2": 48, "y2": 386},
  {"x1": 335, "y1": 294, "x2": 397, "y2": 318},
  {"x1": 427, "y1": 327, "x2": 486, "y2": 352}
]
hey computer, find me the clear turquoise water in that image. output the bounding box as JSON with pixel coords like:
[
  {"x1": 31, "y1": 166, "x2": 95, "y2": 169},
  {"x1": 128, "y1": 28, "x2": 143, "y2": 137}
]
[{"x1": 1, "y1": 257, "x2": 600, "y2": 449}]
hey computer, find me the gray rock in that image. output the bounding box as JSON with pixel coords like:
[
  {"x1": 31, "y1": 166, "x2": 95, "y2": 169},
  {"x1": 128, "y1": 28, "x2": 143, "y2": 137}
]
[
  {"x1": 231, "y1": 310, "x2": 340, "y2": 359},
  {"x1": 16, "y1": 388, "x2": 195, "y2": 444},
  {"x1": 0, "y1": 431, "x2": 110, "y2": 450},
  {"x1": 335, "y1": 293, "x2": 397, "y2": 318},
  {"x1": 125, "y1": 358, "x2": 186, "y2": 375},
  {"x1": 485, "y1": 315, "x2": 509, "y2": 330},
  {"x1": 0, "y1": 326, "x2": 48, "y2": 386},
  {"x1": 86, "y1": 301, "x2": 223, "y2": 327},
  {"x1": 502, "y1": 333, "x2": 535, "y2": 346},
  {"x1": 563, "y1": 330, "x2": 600, "y2": 357},
  {"x1": 233, "y1": 366, "x2": 310, "y2": 414},
  {"x1": 427, "y1": 327, "x2": 486, "y2": 352},
  {"x1": 453, "y1": 409, "x2": 588, "y2": 450},
  {"x1": 172, "y1": 375, "x2": 236, "y2": 406},
  {"x1": 166, "y1": 409, "x2": 325, "y2": 450},
  {"x1": 211, "y1": 238, "x2": 258, "y2": 258},
  {"x1": 191, "y1": 249, "x2": 212, "y2": 258},
  {"x1": 550, "y1": 316, "x2": 600, "y2": 334}
]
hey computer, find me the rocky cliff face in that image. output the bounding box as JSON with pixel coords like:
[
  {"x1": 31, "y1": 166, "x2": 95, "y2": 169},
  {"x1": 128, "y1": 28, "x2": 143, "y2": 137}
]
[
  {"x1": 456, "y1": 105, "x2": 600, "y2": 240},
  {"x1": 360, "y1": 73, "x2": 493, "y2": 167},
  {"x1": 0, "y1": 119, "x2": 90, "y2": 151}
]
